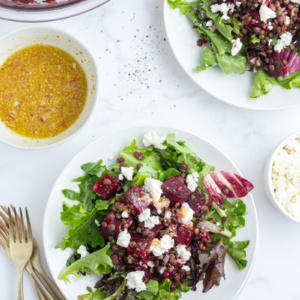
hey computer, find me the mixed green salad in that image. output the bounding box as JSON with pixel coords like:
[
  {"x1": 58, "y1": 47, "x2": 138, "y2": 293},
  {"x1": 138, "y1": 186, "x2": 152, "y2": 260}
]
[
  {"x1": 168, "y1": 0, "x2": 300, "y2": 98},
  {"x1": 57, "y1": 131, "x2": 254, "y2": 299}
]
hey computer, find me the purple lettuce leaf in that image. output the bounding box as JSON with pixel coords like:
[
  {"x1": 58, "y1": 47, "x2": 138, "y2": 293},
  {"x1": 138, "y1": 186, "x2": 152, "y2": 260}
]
[
  {"x1": 203, "y1": 171, "x2": 254, "y2": 203},
  {"x1": 202, "y1": 239, "x2": 226, "y2": 293}
]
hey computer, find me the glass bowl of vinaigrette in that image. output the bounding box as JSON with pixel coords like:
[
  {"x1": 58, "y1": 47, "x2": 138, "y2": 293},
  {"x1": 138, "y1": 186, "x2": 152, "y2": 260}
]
[
  {"x1": 0, "y1": 26, "x2": 98, "y2": 149},
  {"x1": 0, "y1": 0, "x2": 109, "y2": 23}
]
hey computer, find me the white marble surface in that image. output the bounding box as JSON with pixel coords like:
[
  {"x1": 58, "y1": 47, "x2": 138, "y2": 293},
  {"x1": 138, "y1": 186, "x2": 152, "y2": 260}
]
[{"x1": 0, "y1": 0, "x2": 300, "y2": 299}]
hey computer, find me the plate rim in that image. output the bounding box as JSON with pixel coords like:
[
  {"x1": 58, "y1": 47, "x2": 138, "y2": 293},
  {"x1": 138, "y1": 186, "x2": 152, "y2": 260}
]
[
  {"x1": 163, "y1": 0, "x2": 300, "y2": 111},
  {"x1": 43, "y1": 124, "x2": 259, "y2": 300}
]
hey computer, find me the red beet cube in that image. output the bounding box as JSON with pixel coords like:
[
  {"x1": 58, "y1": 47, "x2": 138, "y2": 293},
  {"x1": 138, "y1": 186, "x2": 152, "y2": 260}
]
[
  {"x1": 93, "y1": 174, "x2": 119, "y2": 199},
  {"x1": 187, "y1": 189, "x2": 209, "y2": 216},
  {"x1": 124, "y1": 185, "x2": 152, "y2": 214},
  {"x1": 161, "y1": 176, "x2": 192, "y2": 206},
  {"x1": 174, "y1": 223, "x2": 194, "y2": 246},
  {"x1": 127, "y1": 234, "x2": 152, "y2": 264}
]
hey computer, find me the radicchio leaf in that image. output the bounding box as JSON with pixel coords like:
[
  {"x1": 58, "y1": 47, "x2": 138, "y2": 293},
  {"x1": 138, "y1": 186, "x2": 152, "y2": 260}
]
[
  {"x1": 203, "y1": 171, "x2": 254, "y2": 203},
  {"x1": 268, "y1": 50, "x2": 300, "y2": 78},
  {"x1": 203, "y1": 239, "x2": 226, "y2": 293}
]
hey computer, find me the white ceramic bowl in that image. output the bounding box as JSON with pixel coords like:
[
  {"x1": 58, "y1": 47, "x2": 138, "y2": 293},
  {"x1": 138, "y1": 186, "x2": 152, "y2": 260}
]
[
  {"x1": 265, "y1": 131, "x2": 300, "y2": 223},
  {"x1": 0, "y1": 26, "x2": 98, "y2": 150},
  {"x1": 0, "y1": 0, "x2": 109, "y2": 23}
]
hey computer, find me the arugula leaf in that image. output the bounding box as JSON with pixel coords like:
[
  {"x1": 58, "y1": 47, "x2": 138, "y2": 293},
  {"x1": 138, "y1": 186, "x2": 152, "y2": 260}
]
[
  {"x1": 136, "y1": 280, "x2": 159, "y2": 300},
  {"x1": 251, "y1": 69, "x2": 275, "y2": 98},
  {"x1": 59, "y1": 243, "x2": 113, "y2": 282},
  {"x1": 276, "y1": 70, "x2": 300, "y2": 90},
  {"x1": 208, "y1": 199, "x2": 249, "y2": 270},
  {"x1": 56, "y1": 203, "x2": 105, "y2": 250},
  {"x1": 196, "y1": 47, "x2": 218, "y2": 72},
  {"x1": 62, "y1": 174, "x2": 98, "y2": 211}
]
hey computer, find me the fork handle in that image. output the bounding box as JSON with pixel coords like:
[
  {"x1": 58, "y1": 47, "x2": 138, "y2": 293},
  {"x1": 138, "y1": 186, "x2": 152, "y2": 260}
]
[
  {"x1": 16, "y1": 265, "x2": 24, "y2": 300},
  {"x1": 38, "y1": 269, "x2": 65, "y2": 300}
]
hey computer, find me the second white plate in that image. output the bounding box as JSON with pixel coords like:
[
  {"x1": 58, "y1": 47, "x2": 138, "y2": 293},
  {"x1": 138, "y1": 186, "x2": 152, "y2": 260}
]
[
  {"x1": 164, "y1": 1, "x2": 300, "y2": 110},
  {"x1": 43, "y1": 125, "x2": 258, "y2": 300}
]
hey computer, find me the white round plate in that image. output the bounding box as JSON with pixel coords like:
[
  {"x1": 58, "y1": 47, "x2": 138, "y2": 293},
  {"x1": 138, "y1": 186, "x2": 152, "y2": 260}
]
[
  {"x1": 43, "y1": 125, "x2": 258, "y2": 300},
  {"x1": 164, "y1": 1, "x2": 300, "y2": 110}
]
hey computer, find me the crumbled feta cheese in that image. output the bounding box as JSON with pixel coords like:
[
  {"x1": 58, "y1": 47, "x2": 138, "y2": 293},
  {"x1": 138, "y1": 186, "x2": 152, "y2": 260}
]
[
  {"x1": 176, "y1": 244, "x2": 191, "y2": 261},
  {"x1": 178, "y1": 203, "x2": 195, "y2": 225},
  {"x1": 121, "y1": 211, "x2": 129, "y2": 218},
  {"x1": 206, "y1": 20, "x2": 213, "y2": 27},
  {"x1": 77, "y1": 245, "x2": 89, "y2": 258},
  {"x1": 138, "y1": 208, "x2": 160, "y2": 229},
  {"x1": 186, "y1": 172, "x2": 199, "y2": 192},
  {"x1": 144, "y1": 177, "x2": 163, "y2": 201},
  {"x1": 235, "y1": 1, "x2": 241, "y2": 6},
  {"x1": 143, "y1": 131, "x2": 167, "y2": 150},
  {"x1": 153, "y1": 196, "x2": 170, "y2": 213},
  {"x1": 274, "y1": 32, "x2": 293, "y2": 53},
  {"x1": 272, "y1": 138, "x2": 300, "y2": 220},
  {"x1": 284, "y1": 16, "x2": 290, "y2": 26},
  {"x1": 182, "y1": 265, "x2": 191, "y2": 272},
  {"x1": 126, "y1": 271, "x2": 146, "y2": 292},
  {"x1": 150, "y1": 235, "x2": 174, "y2": 256},
  {"x1": 268, "y1": 22, "x2": 273, "y2": 30},
  {"x1": 121, "y1": 166, "x2": 134, "y2": 181},
  {"x1": 159, "y1": 267, "x2": 166, "y2": 274},
  {"x1": 144, "y1": 216, "x2": 160, "y2": 229},
  {"x1": 117, "y1": 229, "x2": 131, "y2": 248},
  {"x1": 210, "y1": 3, "x2": 233, "y2": 20},
  {"x1": 231, "y1": 38, "x2": 243, "y2": 56},
  {"x1": 95, "y1": 219, "x2": 101, "y2": 226},
  {"x1": 259, "y1": 2, "x2": 276, "y2": 22},
  {"x1": 119, "y1": 174, "x2": 124, "y2": 181},
  {"x1": 139, "y1": 208, "x2": 151, "y2": 222}
]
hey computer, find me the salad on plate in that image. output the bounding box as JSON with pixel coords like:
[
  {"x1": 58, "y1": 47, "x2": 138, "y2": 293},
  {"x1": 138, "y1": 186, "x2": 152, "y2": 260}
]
[
  {"x1": 57, "y1": 131, "x2": 254, "y2": 299},
  {"x1": 167, "y1": 0, "x2": 300, "y2": 98}
]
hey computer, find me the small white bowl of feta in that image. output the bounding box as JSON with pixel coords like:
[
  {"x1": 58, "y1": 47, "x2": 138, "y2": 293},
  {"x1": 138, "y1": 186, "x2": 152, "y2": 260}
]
[{"x1": 265, "y1": 131, "x2": 300, "y2": 223}]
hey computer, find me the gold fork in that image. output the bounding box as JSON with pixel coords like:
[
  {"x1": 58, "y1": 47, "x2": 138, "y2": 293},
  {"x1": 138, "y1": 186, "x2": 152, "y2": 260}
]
[
  {"x1": 8, "y1": 207, "x2": 33, "y2": 300},
  {"x1": 0, "y1": 206, "x2": 64, "y2": 300}
]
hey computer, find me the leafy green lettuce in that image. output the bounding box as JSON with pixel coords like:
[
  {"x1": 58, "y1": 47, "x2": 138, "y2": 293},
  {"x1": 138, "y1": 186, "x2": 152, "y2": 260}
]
[
  {"x1": 56, "y1": 201, "x2": 109, "y2": 251},
  {"x1": 250, "y1": 69, "x2": 276, "y2": 98},
  {"x1": 110, "y1": 140, "x2": 163, "y2": 183},
  {"x1": 59, "y1": 243, "x2": 113, "y2": 282},
  {"x1": 207, "y1": 199, "x2": 249, "y2": 270},
  {"x1": 62, "y1": 159, "x2": 108, "y2": 211}
]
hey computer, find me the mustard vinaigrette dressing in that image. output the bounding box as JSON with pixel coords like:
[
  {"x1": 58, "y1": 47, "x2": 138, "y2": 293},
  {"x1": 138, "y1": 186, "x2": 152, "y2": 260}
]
[{"x1": 0, "y1": 45, "x2": 87, "y2": 139}]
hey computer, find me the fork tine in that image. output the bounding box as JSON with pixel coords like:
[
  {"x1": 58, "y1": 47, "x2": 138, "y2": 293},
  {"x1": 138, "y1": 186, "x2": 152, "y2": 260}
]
[
  {"x1": 19, "y1": 208, "x2": 26, "y2": 244},
  {"x1": 25, "y1": 208, "x2": 32, "y2": 243},
  {"x1": 7, "y1": 207, "x2": 14, "y2": 244},
  {"x1": 0, "y1": 219, "x2": 9, "y2": 236},
  {"x1": 13, "y1": 206, "x2": 20, "y2": 243},
  {"x1": 0, "y1": 211, "x2": 9, "y2": 227},
  {"x1": 0, "y1": 228, "x2": 8, "y2": 245}
]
